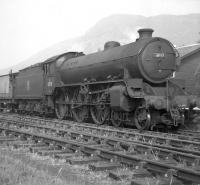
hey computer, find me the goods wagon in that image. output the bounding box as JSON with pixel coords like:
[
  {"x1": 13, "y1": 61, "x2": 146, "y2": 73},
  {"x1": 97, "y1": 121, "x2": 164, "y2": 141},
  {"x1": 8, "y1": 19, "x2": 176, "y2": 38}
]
[
  {"x1": 0, "y1": 74, "x2": 11, "y2": 98},
  {"x1": 0, "y1": 73, "x2": 17, "y2": 110}
]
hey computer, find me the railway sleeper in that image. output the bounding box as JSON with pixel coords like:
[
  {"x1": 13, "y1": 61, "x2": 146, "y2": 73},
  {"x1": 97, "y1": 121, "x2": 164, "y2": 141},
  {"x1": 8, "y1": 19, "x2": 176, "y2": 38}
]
[
  {"x1": 109, "y1": 168, "x2": 135, "y2": 181},
  {"x1": 0, "y1": 137, "x2": 16, "y2": 142},
  {"x1": 68, "y1": 156, "x2": 103, "y2": 165},
  {"x1": 29, "y1": 145, "x2": 53, "y2": 153},
  {"x1": 37, "y1": 149, "x2": 68, "y2": 156},
  {"x1": 54, "y1": 153, "x2": 74, "y2": 160},
  {"x1": 109, "y1": 167, "x2": 182, "y2": 185},
  {"x1": 109, "y1": 167, "x2": 153, "y2": 181},
  {"x1": 12, "y1": 140, "x2": 31, "y2": 148},
  {"x1": 130, "y1": 177, "x2": 182, "y2": 185},
  {"x1": 89, "y1": 162, "x2": 121, "y2": 171}
]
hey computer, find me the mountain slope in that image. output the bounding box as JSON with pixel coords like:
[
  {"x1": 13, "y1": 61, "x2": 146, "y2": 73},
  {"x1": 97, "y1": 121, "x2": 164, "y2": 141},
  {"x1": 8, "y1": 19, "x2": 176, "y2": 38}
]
[{"x1": 0, "y1": 13, "x2": 200, "y2": 75}]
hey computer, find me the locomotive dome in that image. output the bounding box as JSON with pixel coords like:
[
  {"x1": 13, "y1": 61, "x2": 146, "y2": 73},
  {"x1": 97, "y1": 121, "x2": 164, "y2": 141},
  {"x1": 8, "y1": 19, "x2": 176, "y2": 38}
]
[{"x1": 104, "y1": 41, "x2": 120, "y2": 50}]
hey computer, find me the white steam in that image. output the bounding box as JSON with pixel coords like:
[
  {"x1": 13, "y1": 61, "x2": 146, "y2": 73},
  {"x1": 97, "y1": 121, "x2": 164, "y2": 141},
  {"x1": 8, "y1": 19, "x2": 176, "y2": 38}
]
[
  {"x1": 68, "y1": 43, "x2": 85, "y2": 52},
  {"x1": 123, "y1": 26, "x2": 143, "y2": 42}
]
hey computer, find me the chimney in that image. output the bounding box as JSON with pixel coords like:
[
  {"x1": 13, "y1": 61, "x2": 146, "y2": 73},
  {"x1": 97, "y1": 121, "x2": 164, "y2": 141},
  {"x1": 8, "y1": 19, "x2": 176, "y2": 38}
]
[{"x1": 138, "y1": 28, "x2": 154, "y2": 39}]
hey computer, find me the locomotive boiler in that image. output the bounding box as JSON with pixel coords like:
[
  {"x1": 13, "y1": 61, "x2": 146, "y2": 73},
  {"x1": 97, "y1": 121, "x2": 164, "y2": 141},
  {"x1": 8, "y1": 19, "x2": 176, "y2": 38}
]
[
  {"x1": 59, "y1": 29, "x2": 176, "y2": 85},
  {"x1": 54, "y1": 28, "x2": 186, "y2": 130}
]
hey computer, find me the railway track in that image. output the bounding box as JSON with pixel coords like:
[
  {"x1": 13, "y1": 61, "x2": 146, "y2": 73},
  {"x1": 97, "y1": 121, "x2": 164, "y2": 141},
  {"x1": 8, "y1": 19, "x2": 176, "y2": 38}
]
[
  {"x1": 0, "y1": 113, "x2": 200, "y2": 184},
  {"x1": 2, "y1": 113, "x2": 200, "y2": 156},
  {"x1": 2, "y1": 112, "x2": 200, "y2": 141},
  {"x1": 15, "y1": 114, "x2": 200, "y2": 149},
  {"x1": 177, "y1": 129, "x2": 200, "y2": 138}
]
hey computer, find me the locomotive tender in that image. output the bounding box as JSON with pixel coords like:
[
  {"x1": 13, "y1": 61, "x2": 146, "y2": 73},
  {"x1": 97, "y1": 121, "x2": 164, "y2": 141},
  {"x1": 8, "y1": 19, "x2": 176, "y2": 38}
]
[{"x1": 0, "y1": 28, "x2": 188, "y2": 130}]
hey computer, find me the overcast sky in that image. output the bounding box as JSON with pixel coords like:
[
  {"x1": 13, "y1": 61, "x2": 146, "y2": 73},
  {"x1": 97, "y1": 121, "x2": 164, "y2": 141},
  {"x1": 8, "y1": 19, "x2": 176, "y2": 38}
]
[{"x1": 0, "y1": 0, "x2": 200, "y2": 69}]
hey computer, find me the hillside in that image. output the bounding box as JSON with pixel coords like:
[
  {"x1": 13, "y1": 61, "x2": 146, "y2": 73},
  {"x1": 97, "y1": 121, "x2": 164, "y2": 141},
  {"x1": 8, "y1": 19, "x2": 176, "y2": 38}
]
[{"x1": 0, "y1": 13, "x2": 200, "y2": 75}]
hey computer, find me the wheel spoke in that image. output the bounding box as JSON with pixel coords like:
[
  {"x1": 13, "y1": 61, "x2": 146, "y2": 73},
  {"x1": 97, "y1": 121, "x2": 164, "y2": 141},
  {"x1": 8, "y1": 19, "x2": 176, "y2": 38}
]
[
  {"x1": 90, "y1": 105, "x2": 109, "y2": 125},
  {"x1": 111, "y1": 110, "x2": 122, "y2": 127},
  {"x1": 90, "y1": 100, "x2": 108, "y2": 125},
  {"x1": 134, "y1": 107, "x2": 151, "y2": 130},
  {"x1": 55, "y1": 91, "x2": 68, "y2": 120},
  {"x1": 71, "y1": 88, "x2": 88, "y2": 122}
]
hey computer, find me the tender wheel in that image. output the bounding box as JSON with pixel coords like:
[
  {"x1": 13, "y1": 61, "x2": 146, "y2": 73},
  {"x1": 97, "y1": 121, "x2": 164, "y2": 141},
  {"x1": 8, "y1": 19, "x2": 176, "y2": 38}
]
[
  {"x1": 134, "y1": 107, "x2": 151, "y2": 130},
  {"x1": 71, "y1": 88, "x2": 88, "y2": 122},
  {"x1": 55, "y1": 91, "x2": 68, "y2": 120}
]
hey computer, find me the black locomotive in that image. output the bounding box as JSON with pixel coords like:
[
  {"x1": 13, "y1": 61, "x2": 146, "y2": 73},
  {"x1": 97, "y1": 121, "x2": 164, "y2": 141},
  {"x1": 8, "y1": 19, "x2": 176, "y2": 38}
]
[{"x1": 0, "y1": 28, "x2": 189, "y2": 130}]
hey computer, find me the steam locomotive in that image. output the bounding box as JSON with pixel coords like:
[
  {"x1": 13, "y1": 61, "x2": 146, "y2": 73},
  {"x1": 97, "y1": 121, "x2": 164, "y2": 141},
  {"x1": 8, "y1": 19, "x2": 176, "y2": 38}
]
[{"x1": 0, "y1": 28, "x2": 189, "y2": 130}]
